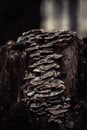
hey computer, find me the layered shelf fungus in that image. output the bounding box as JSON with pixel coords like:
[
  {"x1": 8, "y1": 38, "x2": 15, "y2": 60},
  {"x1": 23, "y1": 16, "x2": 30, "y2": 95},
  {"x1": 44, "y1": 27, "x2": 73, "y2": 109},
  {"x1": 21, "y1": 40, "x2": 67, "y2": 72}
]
[
  {"x1": 15, "y1": 29, "x2": 79, "y2": 129},
  {"x1": 0, "y1": 29, "x2": 81, "y2": 130}
]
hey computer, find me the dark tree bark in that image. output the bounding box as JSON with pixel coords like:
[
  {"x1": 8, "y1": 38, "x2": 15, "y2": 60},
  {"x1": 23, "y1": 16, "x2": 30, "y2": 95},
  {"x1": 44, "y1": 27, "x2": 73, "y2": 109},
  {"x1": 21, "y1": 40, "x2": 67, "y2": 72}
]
[{"x1": 0, "y1": 30, "x2": 86, "y2": 130}]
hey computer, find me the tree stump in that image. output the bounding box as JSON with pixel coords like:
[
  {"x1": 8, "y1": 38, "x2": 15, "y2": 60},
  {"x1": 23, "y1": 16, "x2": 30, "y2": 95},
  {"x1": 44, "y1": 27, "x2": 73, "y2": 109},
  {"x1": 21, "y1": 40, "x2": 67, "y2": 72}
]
[{"x1": 0, "y1": 29, "x2": 82, "y2": 130}]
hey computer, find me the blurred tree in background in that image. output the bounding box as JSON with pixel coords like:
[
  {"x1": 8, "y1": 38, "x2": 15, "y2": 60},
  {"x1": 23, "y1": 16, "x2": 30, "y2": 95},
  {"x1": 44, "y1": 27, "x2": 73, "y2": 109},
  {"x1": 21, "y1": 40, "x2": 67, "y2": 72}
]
[{"x1": 0, "y1": 0, "x2": 87, "y2": 44}]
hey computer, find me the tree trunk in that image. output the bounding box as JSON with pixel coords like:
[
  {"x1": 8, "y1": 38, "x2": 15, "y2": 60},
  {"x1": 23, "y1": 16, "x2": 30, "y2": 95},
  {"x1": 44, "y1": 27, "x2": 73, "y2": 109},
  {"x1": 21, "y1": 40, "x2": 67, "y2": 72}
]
[{"x1": 0, "y1": 30, "x2": 83, "y2": 130}]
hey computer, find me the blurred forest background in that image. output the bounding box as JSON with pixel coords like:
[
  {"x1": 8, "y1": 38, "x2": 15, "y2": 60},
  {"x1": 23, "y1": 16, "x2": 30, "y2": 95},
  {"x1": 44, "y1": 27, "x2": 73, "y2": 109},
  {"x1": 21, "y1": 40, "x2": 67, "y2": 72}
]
[{"x1": 0, "y1": 0, "x2": 87, "y2": 45}]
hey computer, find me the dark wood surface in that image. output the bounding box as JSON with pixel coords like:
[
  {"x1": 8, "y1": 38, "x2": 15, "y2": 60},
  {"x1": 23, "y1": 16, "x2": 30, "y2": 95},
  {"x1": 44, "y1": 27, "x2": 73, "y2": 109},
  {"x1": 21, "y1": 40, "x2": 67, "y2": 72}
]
[{"x1": 0, "y1": 30, "x2": 87, "y2": 130}]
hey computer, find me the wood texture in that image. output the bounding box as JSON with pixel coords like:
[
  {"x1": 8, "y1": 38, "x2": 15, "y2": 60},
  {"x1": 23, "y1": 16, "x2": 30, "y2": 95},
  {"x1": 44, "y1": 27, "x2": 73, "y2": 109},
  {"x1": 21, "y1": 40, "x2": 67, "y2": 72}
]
[{"x1": 0, "y1": 30, "x2": 85, "y2": 130}]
